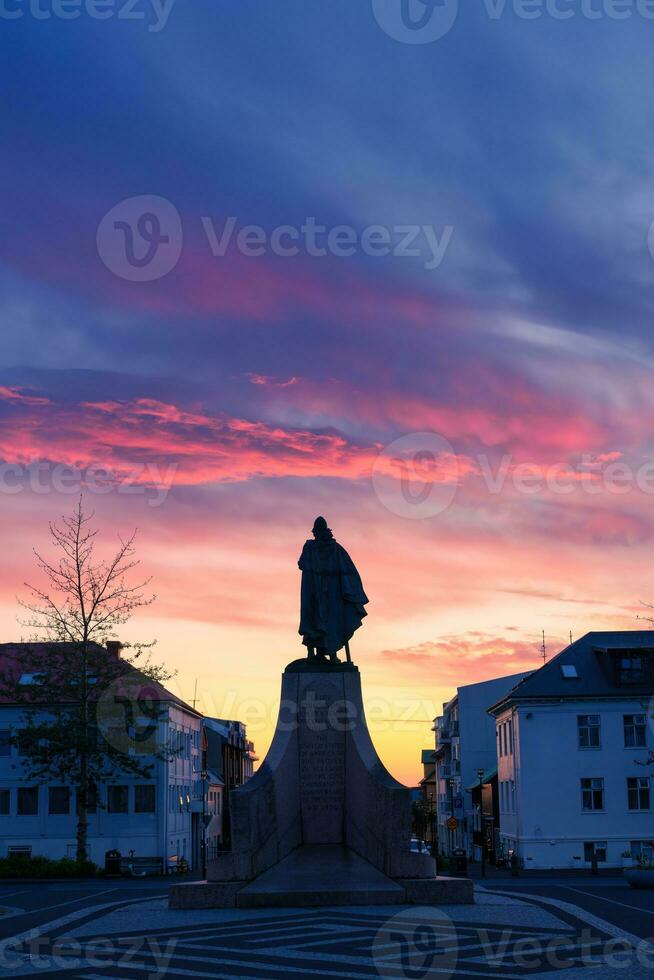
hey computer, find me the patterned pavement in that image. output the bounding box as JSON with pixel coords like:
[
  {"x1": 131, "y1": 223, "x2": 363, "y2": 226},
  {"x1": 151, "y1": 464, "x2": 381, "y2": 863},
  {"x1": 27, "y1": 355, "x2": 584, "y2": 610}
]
[{"x1": 4, "y1": 893, "x2": 654, "y2": 979}]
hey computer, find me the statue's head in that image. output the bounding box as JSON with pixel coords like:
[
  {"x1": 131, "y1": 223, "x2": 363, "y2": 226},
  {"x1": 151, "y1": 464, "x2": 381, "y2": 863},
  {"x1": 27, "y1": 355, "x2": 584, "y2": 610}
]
[{"x1": 312, "y1": 516, "x2": 333, "y2": 541}]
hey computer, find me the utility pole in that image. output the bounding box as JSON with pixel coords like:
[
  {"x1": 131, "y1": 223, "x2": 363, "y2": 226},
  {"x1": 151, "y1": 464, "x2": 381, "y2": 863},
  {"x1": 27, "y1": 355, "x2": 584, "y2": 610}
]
[{"x1": 541, "y1": 631, "x2": 546, "y2": 666}]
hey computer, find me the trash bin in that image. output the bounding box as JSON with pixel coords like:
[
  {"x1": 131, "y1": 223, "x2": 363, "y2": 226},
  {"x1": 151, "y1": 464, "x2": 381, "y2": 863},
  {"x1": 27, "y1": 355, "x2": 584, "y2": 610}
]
[
  {"x1": 104, "y1": 849, "x2": 122, "y2": 877},
  {"x1": 452, "y1": 848, "x2": 468, "y2": 875}
]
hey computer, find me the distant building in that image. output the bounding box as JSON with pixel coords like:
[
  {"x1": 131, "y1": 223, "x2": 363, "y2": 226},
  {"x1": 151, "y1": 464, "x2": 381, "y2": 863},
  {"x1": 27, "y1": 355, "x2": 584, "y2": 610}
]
[
  {"x1": 202, "y1": 717, "x2": 258, "y2": 853},
  {"x1": 433, "y1": 671, "x2": 531, "y2": 860},
  {"x1": 488, "y1": 632, "x2": 654, "y2": 870},
  {"x1": 0, "y1": 642, "x2": 256, "y2": 872},
  {"x1": 414, "y1": 749, "x2": 437, "y2": 848}
]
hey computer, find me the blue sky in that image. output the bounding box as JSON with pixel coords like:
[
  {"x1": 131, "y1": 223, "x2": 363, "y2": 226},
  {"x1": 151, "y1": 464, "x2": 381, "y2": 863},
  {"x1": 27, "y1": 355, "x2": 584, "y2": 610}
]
[{"x1": 2, "y1": 1, "x2": 654, "y2": 778}]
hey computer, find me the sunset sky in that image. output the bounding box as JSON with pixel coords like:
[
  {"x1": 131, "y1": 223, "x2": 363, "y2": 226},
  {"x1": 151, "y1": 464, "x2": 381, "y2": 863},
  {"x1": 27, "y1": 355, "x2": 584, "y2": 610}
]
[{"x1": 2, "y1": 5, "x2": 654, "y2": 783}]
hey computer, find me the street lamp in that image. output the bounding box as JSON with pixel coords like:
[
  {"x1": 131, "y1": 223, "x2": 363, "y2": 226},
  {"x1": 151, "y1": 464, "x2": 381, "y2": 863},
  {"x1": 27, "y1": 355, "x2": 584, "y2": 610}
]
[
  {"x1": 477, "y1": 768, "x2": 486, "y2": 879},
  {"x1": 200, "y1": 770, "x2": 208, "y2": 879}
]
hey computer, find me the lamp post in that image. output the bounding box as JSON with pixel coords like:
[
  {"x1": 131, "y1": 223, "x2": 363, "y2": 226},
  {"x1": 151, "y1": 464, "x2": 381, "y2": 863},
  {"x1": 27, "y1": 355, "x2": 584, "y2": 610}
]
[
  {"x1": 200, "y1": 770, "x2": 208, "y2": 879},
  {"x1": 477, "y1": 768, "x2": 486, "y2": 879}
]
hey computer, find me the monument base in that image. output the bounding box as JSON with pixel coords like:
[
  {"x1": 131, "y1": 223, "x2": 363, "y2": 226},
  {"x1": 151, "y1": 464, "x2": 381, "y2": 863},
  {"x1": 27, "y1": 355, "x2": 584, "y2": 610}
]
[
  {"x1": 169, "y1": 845, "x2": 474, "y2": 908},
  {"x1": 170, "y1": 661, "x2": 474, "y2": 909}
]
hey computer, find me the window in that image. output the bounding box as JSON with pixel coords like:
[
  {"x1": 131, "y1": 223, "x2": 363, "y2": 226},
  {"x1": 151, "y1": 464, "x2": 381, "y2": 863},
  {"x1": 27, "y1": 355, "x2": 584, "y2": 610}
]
[
  {"x1": 17, "y1": 787, "x2": 39, "y2": 815},
  {"x1": 620, "y1": 656, "x2": 645, "y2": 683},
  {"x1": 18, "y1": 673, "x2": 44, "y2": 685},
  {"x1": 581, "y1": 777, "x2": 604, "y2": 811},
  {"x1": 0, "y1": 731, "x2": 10, "y2": 757},
  {"x1": 48, "y1": 786, "x2": 70, "y2": 815},
  {"x1": 0, "y1": 789, "x2": 9, "y2": 815},
  {"x1": 560, "y1": 664, "x2": 578, "y2": 678},
  {"x1": 578, "y1": 715, "x2": 601, "y2": 749},
  {"x1": 107, "y1": 785, "x2": 128, "y2": 814},
  {"x1": 631, "y1": 841, "x2": 654, "y2": 862},
  {"x1": 497, "y1": 727, "x2": 503, "y2": 757},
  {"x1": 507, "y1": 720, "x2": 513, "y2": 754},
  {"x1": 624, "y1": 714, "x2": 647, "y2": 748},
  {"x1": 584, "y1": 841, "x2": 607, "y2": 862},
  {"x1": 134, "y1": 784, "x2": 155, "y2": 813},
  {"x1": 627, "y1": 777, "x2": 650, "y2": 811}
]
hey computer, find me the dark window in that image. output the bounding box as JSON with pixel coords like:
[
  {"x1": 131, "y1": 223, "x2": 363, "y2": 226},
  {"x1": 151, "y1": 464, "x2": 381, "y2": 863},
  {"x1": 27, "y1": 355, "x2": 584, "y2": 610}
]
[
  {"x1": 628, "y1": 777, "x2": 650, "y2": 811},
  {"x1": 134, "y1": 784, "x2": 155, "y2": 813},
  {"x1": 48, "y1": 786, "x2": 70, "y2": 815},
  {"x1": 107, "y1": 785, "x2": 128, "y2": 814},
  {"x1": 578, "y1": 715, "x2": 601, "y2": 748},
  {"x1": 17, "y1": 787, "x2": 38, "y2": 816},
  {"x1": 624, "y1": 715, "x2": 647, "y2": 748},
  {"x1": 581, "y1": 777, "x2": 604, "y2": 810},
  {"x1": 0, "y1": 730, "x2": 10, "y2": 757},
  {"x1": 0, "y1": 789, "x2": 9, "y2": 815},
  {"x1": 584, "y1": 841, "x2": 607, "y2": 862}
]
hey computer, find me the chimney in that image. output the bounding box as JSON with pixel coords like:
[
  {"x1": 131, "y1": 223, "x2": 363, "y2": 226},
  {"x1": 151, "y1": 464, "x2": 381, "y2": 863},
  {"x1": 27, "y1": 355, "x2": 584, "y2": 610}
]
[{"x1": 106, "y1": 641, "x2": 124, "y2": 658}]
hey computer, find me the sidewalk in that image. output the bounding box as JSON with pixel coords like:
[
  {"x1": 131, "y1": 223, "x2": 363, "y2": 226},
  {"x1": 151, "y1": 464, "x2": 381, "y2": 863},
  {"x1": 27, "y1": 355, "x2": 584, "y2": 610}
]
[{"x1": 452, "y1": 861, "x2": 625, "y2": 880}]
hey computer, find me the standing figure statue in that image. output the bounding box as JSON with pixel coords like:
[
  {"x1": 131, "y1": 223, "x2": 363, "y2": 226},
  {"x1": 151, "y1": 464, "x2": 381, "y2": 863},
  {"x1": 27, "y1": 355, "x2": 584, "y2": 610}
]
[{"x1": 298, "y1": 517, "x2": 369, "y2": 664}]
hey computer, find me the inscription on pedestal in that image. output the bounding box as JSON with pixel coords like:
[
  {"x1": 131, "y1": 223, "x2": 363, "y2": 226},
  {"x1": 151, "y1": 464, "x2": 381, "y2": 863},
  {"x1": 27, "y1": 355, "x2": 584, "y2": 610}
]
[{"x1": 298, "y1": 677, "x2": 345, "y2": 843}]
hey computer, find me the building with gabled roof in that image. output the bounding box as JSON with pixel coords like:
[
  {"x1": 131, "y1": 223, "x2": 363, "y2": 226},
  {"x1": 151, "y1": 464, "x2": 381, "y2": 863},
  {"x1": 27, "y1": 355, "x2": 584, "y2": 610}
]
[{"x1": 488, "y1": 631, "x2": 654, "y2": 870}]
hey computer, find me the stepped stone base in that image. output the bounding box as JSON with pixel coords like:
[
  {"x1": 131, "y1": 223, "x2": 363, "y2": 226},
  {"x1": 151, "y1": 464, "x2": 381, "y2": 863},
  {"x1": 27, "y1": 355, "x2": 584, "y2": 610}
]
[
  {"x1": 169, "y1": 845, "x2": 474, "y2": 908},
  {"x1": 170, "y1": 662, "x2": 474, "y2": 910}
]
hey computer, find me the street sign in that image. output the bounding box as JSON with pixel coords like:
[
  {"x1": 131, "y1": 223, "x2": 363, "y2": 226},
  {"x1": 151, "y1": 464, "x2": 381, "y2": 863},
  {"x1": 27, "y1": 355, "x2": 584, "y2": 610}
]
[
  {"x1": 446, "y1": 816, "x2": 458, "y2": 831},
  {"x1": 453, "y1": 794, "x2": 464, "y2": 813}
]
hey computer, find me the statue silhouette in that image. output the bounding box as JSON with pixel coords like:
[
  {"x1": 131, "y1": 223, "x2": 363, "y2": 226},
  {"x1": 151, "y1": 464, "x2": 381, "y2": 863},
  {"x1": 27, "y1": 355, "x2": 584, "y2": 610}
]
[{"x1": 298, "y1": 517, "x2": 369, "y2": 664}]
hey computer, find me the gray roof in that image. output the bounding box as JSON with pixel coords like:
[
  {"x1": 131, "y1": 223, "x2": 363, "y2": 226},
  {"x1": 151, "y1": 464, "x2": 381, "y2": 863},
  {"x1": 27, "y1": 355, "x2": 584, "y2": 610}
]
[{"x1": 488, "y1": 631, "x2": 654, "y2": 714}]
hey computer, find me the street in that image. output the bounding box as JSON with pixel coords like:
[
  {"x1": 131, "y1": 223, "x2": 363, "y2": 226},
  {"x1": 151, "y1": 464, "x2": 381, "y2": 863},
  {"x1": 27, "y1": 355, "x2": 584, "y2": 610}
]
[{"x1": 0, "y1": 875, "x2": 651, "y2": 979}]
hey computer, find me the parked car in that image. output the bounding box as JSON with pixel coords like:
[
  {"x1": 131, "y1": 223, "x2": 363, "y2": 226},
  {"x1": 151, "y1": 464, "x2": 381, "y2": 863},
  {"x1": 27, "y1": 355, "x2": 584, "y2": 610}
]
[{"x1": 410, "y1": 837, "x2": 430, "y2": 855}]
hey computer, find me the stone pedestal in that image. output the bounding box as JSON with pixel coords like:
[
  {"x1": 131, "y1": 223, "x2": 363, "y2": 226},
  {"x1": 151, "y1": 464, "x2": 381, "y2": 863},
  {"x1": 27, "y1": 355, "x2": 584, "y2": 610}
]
[{"x1": 170, "y1": 661, "x2": 473, "y2": 908}]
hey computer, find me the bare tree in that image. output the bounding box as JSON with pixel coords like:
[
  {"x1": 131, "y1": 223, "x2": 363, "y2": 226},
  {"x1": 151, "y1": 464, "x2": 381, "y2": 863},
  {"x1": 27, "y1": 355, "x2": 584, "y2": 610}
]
[{"x1": 1, "y1": 499, "x2": 171, "y2": 865}]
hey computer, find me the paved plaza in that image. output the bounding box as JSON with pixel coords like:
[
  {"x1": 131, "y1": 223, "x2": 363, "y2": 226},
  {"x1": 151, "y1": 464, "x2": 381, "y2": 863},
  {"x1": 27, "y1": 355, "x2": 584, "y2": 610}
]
[{"x1": 0, "y1": 883, "x2": 652, "y2": 979}]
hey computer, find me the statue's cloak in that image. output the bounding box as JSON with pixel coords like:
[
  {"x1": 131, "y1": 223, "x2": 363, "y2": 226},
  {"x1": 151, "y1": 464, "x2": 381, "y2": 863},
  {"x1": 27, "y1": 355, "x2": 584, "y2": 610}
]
[{"x1": 298, "y1": 538, "x2": 369, "y2": 653}]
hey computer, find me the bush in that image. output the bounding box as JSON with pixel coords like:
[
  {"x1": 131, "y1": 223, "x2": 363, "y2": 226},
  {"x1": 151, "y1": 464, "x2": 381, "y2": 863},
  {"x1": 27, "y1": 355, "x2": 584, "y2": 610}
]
[{"x1": 0, "y1": 855, "x2": 98, "y2": 878}]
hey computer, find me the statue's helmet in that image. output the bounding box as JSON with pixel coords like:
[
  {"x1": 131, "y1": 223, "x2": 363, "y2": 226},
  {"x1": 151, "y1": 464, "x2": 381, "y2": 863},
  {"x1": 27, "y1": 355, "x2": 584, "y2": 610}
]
[{"x1": 312, "y1": 516, "x2": 328, "y2": 533}]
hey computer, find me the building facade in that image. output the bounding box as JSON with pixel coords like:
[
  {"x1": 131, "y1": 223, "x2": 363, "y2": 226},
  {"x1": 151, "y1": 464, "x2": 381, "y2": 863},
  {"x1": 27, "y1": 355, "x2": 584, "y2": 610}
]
[
  {"x1": 433, "y1": 671, "x2": 531, "y2": 860},
  {"x1": 0, "y1": 643, "x2": 256, "y2": 872},
  {"x1": 489, "y1": 632, "x2": 654, "y2": 870}
]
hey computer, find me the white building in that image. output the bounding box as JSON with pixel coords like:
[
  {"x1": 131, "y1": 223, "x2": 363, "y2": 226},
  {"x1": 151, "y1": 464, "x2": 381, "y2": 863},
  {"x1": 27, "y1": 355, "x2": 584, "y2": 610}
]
[
  {"x1": 488, "y1": 631, "x2": 654, "y2": 870},
  {"x1": 433, "y1": 671, "x2": 531, "y2": 859},
  {"x1": 0, "y1": 642, "x2": 203, "y2": 871}
]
